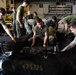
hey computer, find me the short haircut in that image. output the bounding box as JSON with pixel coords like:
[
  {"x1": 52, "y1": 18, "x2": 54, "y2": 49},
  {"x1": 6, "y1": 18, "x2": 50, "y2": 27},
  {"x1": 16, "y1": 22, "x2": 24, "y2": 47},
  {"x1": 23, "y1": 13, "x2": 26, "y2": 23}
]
[
  {"x1": 36, "y1": 18, "x2": 42, "y2": 23},
  {"x1": 0, "y1": 8, "x2": 6, "y2": 15},
  {"x1": 52, "y1": 16, "x2": 57, "y2": 22},
  {"x1": 70, "y1": 21, "x2": 76, "y2": 28},
  {"x1": 23, "y1": 0, "x2": 30, "y2": 4},
  {"x1": 34, "y1": 11, "x2": 38, "y2": 15}
]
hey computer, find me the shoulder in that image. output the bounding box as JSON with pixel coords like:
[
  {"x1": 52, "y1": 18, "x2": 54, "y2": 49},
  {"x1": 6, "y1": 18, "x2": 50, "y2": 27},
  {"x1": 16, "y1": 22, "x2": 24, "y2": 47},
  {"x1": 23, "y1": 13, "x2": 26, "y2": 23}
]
[{"x1": 17, "y1": 5, "x2": 22, "y2": 10}]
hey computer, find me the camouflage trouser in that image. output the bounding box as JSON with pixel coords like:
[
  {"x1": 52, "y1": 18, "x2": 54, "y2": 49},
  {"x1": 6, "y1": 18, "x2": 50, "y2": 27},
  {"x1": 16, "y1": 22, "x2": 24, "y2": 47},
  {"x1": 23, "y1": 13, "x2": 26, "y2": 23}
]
[{"x1": 16, "y1": 21, "x2": 26, "y2": 38}]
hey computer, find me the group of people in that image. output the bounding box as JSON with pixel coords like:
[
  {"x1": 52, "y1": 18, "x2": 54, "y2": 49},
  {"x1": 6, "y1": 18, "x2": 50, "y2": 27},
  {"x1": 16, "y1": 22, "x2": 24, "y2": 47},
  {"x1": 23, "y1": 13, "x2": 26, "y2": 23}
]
[
  {"x1": 11, "y1": 1, "x2": 40, "y2": 38},
  {"x1": 0, "y1": 0, "x2": 76, "y2": 53}
]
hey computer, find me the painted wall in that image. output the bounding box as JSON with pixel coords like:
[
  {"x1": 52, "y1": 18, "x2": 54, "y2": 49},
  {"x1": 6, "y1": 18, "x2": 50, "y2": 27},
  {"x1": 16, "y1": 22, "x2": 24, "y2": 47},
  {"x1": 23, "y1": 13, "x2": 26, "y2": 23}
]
[
  {"x1": 15, "y1": 1, "x2": 76, "y2": 18},
  {"x1": 0, "y1": 0, "x2": 6, "y2": 10},
  {"x1": 29, "y1": 2, "x2": 56, "y2": 18},
  {"x1": 30, "y1": 2, "x2": 76, "y2": 18},
  {"x1": 73, "y1": 5, "x2": 76, "y2": 14}
]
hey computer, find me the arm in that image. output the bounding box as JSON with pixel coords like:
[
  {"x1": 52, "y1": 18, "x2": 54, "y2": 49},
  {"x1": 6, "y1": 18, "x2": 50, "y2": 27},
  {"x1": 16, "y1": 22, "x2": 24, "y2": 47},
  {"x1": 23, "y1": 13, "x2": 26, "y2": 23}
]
[
  {"x1": 64, "y1": 23, "x2": 68, "y2": 32},
  {"x1": 61, "y1": 37, "x2": 76, "y2": 52},
  {"x1": 31, "y1": 31, "x2": 36, "y2": 47},
  {"x1": 43, "y1": 32, "x2": 48, "y2": 47},
  {"x1": 2, "y1": 25, "x2": 16, "y2": 42},
  {"x1": 16, "y1": 10, "x2": 23, "y2": 28},
  {"x1": 61, "y1": 44, "x2": 73, "y2": 52}
]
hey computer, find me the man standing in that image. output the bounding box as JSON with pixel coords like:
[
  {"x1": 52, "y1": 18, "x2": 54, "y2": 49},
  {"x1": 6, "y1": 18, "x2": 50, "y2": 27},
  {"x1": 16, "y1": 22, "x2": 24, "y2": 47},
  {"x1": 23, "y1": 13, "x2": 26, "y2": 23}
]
[{"x1": 16, "y1": 0, "x2": 30, "y2": 38}]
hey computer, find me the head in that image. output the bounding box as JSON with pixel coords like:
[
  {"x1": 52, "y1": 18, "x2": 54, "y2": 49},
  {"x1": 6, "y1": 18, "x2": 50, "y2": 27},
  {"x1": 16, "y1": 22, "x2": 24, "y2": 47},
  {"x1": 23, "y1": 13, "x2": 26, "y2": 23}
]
[
  {"x1": 33, "y1": 12, "x2": 38, "y2": 16},
  {"x1": 22, "y1": 0, "x2": 30, "y2": 7},
  {"x1": 0, "y1": 8, "x2": 6, "y2": 19},
  {"x1": 52, "y1": 16, "x2": 57, "y2": 22},
  {"x1": 70, "y1": 21, "x2": 76, "y2": 35},
  {"x1": 12, "y1": 7, "x2": 16, "y2": 12},
  {"x1": 58, "y1": 19, "x2": 63, "y2": 24},
  {"x1": 36, "y1": 18, "x2": 44, "y2": 28}
]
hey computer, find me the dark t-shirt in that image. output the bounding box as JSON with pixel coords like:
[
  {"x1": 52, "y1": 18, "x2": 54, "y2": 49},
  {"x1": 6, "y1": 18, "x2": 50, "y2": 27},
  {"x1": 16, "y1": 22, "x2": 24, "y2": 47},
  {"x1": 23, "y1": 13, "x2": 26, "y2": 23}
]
[
  {"x1": 16, "y1": 5, "x2": 24, "y2": 20},
  {"x1": 34, "y1": 25, "x2": 48, "y2": 37}
]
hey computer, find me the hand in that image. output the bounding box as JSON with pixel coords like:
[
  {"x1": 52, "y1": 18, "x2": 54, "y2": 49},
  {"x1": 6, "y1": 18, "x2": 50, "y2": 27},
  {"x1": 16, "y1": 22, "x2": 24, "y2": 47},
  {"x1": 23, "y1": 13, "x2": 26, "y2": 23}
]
[
  {"x1": 31, "y1": 43, "x2": 34, "y2": 47},
  {"x1": 20, "y1": 24, "x2": 23, "y2": 28},
  {"x1": 43, "y1": 44, "x2": 46, "y2": 47},
  {"x1": 12, "y1": 38, "x2": 16, "y2": 43},
  {"x1": 61, "y1": 49, "x2": 65, "y2": 52}
]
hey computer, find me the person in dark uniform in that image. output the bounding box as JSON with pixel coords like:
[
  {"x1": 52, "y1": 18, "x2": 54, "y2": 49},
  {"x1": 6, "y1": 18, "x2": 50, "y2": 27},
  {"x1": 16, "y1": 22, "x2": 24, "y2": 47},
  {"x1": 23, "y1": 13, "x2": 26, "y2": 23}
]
[
  {"x1": 11, "y1": 7, "x2": 17, "y2": 38},
  {"x1": 0, "y1": 8, "x2": 16, "y2": 42},
  {"x1": 31, "y1": 18, "x2": 48, "y2": 47},
  {"x1": 16, "y1": 0, "x2": 30, "y2": 38}
]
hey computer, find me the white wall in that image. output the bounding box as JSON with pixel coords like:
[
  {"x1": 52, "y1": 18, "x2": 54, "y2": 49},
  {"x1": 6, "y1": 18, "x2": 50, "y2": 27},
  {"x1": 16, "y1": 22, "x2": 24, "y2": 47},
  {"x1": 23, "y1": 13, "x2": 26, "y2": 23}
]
[
  {"x1": 43, "y1": 4, "x2": 49, "y2": 14},
  {"x1": 30, "y1": 4, "x2": 38, "y2": 13},
  {"x1": 30, "y1": 4, "x2": 44, "y2": 18},
  {"x1": 15, "y1": 1, "x2": 21, "y2": 9},
  {"x1": 0, "y1": 0, "x2": 6, "y2": 10},
  {"x1": 66, "y1": 2, "x2": 76, "y2": 14},
  {"x1": 30, "y1": 2, "x2": 76, "y2": 18},
  {"x1": 30, "y1": 2, "x2": 56, "y2": 18},
  {"x1": 73, "y1": 5, "x2": 76, "y2": 14}
]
